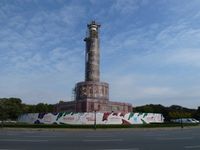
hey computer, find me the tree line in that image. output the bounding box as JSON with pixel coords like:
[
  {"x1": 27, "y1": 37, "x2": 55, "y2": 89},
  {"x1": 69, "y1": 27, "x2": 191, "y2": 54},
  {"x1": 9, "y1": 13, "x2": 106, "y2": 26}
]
[
  {"x1": 133, "y1": 104, "x2": 200, "y2": 121},
  {"x1": 0, "y1": 97, "x2": 200, "y2": 122},
  {"x1": 0, "y1": 98, "x2": 54, "y2": 121}
]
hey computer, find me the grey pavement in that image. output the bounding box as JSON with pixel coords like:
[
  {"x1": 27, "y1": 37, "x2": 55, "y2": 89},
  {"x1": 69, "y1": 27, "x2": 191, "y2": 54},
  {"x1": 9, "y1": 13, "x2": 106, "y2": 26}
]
[{"x1": 0, "y1": 127, "x2": 200, "y2": 150}]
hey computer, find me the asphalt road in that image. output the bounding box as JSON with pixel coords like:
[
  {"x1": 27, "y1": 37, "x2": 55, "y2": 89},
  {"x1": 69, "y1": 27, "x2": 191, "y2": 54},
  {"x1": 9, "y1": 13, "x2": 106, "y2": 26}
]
[{"x1": 0, "y1": 127, "x2": 200, "y2": 150}]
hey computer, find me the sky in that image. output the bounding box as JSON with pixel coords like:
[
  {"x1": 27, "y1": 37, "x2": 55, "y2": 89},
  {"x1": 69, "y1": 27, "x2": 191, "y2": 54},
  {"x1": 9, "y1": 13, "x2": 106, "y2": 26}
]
[{"x1": 0, "y1": 0, "x2": 200, "y2": 108}]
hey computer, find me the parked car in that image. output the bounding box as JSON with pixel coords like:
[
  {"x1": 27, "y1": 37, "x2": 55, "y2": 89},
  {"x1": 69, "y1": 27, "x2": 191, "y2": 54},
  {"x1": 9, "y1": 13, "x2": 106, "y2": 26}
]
[{"x1": 171, "y1": 118, "x2": 199, "y2": 124}]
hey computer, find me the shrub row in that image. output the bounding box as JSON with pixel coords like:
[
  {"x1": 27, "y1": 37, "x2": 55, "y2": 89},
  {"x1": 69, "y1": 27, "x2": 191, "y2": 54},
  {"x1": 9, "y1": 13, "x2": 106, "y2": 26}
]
[{"x1": 1, "y1": 122, "x2": 199, "y2": 129}]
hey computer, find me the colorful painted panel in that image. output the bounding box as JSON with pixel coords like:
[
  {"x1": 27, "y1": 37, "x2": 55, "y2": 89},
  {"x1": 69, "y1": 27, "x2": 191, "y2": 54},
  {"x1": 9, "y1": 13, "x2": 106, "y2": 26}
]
[{"x1": 18, "y1": 112, "x2": 164, "y2": 125}]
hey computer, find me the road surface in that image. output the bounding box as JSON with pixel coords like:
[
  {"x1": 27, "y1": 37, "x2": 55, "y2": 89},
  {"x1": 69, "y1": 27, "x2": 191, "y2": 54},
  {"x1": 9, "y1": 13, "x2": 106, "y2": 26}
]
[{"x1": 0, "y1": 127, "x2": 200, "y2": 150}]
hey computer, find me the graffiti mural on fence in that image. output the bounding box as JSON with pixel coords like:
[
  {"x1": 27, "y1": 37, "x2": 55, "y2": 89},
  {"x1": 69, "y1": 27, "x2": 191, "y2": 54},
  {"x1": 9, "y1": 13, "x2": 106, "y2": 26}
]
[{"x1": 18, "y1": 112, "x2": 164, "y2": 125}]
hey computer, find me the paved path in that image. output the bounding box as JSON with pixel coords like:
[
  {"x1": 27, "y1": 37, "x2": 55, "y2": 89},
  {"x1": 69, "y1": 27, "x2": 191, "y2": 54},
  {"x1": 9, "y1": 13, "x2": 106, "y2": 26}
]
[{"x1": 0, "y1": 127, "x2": 200, "y2": 150}]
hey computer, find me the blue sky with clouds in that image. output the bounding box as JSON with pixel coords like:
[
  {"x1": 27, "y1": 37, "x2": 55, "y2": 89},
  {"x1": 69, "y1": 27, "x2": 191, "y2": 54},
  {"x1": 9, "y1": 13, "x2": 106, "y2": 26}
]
[{"x1": 1, "y1": 0, "x2": 200, "y2": 108}]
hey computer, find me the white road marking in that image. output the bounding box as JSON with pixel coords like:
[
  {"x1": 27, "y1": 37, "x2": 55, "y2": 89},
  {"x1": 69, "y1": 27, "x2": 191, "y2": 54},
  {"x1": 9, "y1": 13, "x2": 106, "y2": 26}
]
[
  {"x1": 0, "y1": 149, "x2": 18, "y2": 150},
  {"x1": 85, "y1": 135, "x2": 116, "y2": 139},
  {"x1": 102, "y1": 148, "x2": 139, "y2": 150},
  {"x1": 83, "y1": 139, "x2": 123, "y2": 142},
  {"x1": 0, "y1": 139, "x2": 48, "y2": 142},
  {"x1": 24, "y1": 135, "x2": 55, "y2": 138},
  {"x1": 144, "y1": 133, "x2": 168, "y2": 137},
  {"x1": 85, "y1": 135, "x2": 114, "y2": 138},
  {"x1": 184, "y1": 145, "x2": 200, "y2": 149},
  {"x1": 157, "y1": 137, "x2": 193, "y2": 140}
]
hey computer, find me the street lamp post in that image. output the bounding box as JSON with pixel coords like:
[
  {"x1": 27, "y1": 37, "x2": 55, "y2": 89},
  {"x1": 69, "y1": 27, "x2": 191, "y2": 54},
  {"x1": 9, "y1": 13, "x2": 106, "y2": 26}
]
[
  {"x1": 94, "y1": 110, "x2": 97, "y2": 130},
  {"x1": 180, "y1": 108, "x2": 183, "y2": 129},
  {"x1": 181, "y1": 117, "x2": 183, "y2": 128},
  {"x1": 0, "y1": 105, "x2": 5, "y2": 128},
  {"x1": 0, "y1": 119, "x2": 3, "y2": 128}
]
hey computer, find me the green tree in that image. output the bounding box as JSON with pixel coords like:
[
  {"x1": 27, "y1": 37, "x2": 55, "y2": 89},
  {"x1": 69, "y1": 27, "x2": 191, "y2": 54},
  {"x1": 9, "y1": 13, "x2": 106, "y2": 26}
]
[
  {"x1": 193, "y1": 106, "x2": 200, "y2": 120},
  {"x1": 0, "y1": 98, "x2": 23, "y2": 121},
  {"x1": 133, "y1": 104, "x2": 196, "y2": 122},
  {"x1": 47, "y1": 104, "x2": 54, "y2": 112},
  {"x1": 35, "y1": 103, "x2": 49, "y2": 113},
  {"x1": 0, "y1": 100, "x2": 9, "y2": 126}
]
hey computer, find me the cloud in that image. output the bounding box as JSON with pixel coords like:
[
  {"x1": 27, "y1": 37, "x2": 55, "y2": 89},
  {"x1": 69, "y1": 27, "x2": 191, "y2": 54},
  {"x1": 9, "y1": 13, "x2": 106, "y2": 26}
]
[
  {"x1": 0, "y1": 0, "x2": 86, "y2": 71},
  {"x1": 1, "y1": 0, "x2": 200, "y2": 108},
  {"x1": 107, "y1": 72, "x2": 200, "y2": 108},
  {"x1": 167, "y1": 49, "x2": 200, "y2": 67},
  {"x1": 0, "y1": 1, "x2": 87, "y2": 104},
  {"x1": 110, "y1": 0, "x2": 148, "y2": 15},
  {"x1": 48, "y1": 47, "x2": 84, "y2": 73},
  {"x1": 60, "y1": 5, "x2": 85, "y2": 26},
  {"x1": 101, "y1": 20, "x2": 200, "y2": 108}
]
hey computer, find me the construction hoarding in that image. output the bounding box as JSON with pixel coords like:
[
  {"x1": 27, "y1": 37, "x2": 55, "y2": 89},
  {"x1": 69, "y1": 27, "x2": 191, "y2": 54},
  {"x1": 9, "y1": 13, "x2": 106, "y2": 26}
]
[{"x1": 18, "y1": 112, "x2": 164, "y2": 125}]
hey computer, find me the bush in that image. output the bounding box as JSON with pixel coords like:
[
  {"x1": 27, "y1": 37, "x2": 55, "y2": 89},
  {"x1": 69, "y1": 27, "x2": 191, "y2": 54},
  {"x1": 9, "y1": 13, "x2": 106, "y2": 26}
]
[{"x1": 1, "y1": 122, "x2": 198, "y2": 129}]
